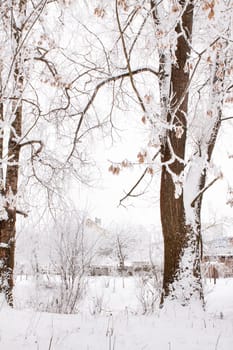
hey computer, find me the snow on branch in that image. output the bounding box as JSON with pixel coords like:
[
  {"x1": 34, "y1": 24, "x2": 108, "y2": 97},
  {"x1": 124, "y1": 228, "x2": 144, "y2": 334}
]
[
  {"x1": 190, "y1": 174, "x2": 222, "y2": 208},
  {"x1": 0, "y1": 243, "x2": 9, "y2": 249}
]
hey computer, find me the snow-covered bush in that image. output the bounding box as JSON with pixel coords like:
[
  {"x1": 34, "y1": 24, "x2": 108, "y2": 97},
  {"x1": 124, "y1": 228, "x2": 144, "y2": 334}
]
[
  {"x1": 25, "y1": 212, "x2": 95, "y2": 314},
  {"x1": 136, "y1": 266, "x2": 162, "y2": 314},
  {"x1": 47, "y1": 214, "x2": 92, "y2": 313}
]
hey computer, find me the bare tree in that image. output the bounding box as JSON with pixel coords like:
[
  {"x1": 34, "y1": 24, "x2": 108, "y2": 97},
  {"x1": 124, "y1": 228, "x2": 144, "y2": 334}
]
[
  {"x1": 72, "y1": 0, "x2": 232, "y2": 307},
  {"x1": 0, "y1": 0, "x2": 93, "y2": 305},
  {"x1": 116, "y1": 231, "x2": 132, "y2": 272},
  {"x1": 153, "y1": 0, "x2": 231, "y2": 306},
  {"x1": 0, "y1": 0, "x2": 28, "y2": 305},
  {"x1": 49, "y1": 213, "x2": 91, "y2": 314}
]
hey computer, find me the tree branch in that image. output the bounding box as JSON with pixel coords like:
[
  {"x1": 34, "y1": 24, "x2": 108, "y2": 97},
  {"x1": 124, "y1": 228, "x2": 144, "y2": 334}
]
[
  {"x1": 19, "y1": 140, "x2": 43, "y2": 157},
  {"x1": 115, "y1": 0, "x2": 146, "y2": 113},
  {"x1": 191, "y1": 174, "x2": 222, "y2": 208},
  {"x1": 16, "y1": 209, "x2": 28, "y2": 217},
  {"x1": 119, "y1": 149, "x2": 160, "y2": 206},
  {"x1": 67, "y1": 67, "x2": 159, "y2": 161},
  {"x1": 221, "y1": 116, "x2": 233, "y2": 122}
]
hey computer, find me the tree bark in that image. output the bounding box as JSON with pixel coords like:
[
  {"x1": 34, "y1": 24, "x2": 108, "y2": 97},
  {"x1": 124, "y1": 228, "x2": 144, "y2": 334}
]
[
  {"x1": 0, "y1": 0, "x2": 25, "y2": 305},
  {"x1": 159, "y1": 1, "x2": 200, "y2": 305},
  {"x1": 158, "y1": 1, "x2": 226, "y2": 306}
]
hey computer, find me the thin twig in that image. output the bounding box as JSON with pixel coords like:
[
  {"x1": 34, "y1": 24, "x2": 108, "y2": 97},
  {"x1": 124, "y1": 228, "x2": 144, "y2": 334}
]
[
  {"x1": 119, "y1": 149, "x2": 160, "y2": 205},
  {"x1": 215, "y1": 334, "x2": 221, "y2": 350},
  {"x1": 48, "y1": 335, "x2": 53, "y2": 350},
  {"x1": 115, "y1": 0, "x2": 146, "y2": 113}
]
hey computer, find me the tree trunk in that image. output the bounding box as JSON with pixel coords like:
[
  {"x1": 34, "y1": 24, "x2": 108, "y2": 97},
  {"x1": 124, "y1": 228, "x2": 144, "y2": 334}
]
[
  {"x1": 0, "y1": 0, "x2": 25, "y2": 305},
  {"x1": 159, "y1": 1, "x2": 201, "y2": 306},
  {"x1": 159, "y1": 1, "x2": 226, "y2": 306},
  {"x1": 0, "y1": 101, "x2": 22, "y2": 306}
]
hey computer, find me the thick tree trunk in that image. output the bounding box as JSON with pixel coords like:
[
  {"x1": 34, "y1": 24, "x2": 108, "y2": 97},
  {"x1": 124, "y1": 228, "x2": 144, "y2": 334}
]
[
  {"x1": 159, "y1": 1, "x2": 201, "y2": 306},
  {"x1": 159, "y1": 1, "x2": 225, "y2": 306}
]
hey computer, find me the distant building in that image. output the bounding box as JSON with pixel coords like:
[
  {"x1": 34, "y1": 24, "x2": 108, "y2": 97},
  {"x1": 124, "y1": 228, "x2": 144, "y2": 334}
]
[{"x1": 203, "y1": 237, "x2": 233, "y2": 279}]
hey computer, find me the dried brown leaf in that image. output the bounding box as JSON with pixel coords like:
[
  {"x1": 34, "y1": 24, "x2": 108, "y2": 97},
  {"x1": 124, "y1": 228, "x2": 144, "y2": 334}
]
[
  {"x1": 147, "y1": 167, "x2": 154, "y2": 175},
  {"x1": 141, "y1": 116, "x2": 146, "y2": 124}
]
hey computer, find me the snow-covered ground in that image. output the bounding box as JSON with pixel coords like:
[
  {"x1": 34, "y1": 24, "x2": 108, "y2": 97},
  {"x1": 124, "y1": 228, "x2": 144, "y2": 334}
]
[{"x1": 0, "y1": 277, "x2": 232, "y2": 350}]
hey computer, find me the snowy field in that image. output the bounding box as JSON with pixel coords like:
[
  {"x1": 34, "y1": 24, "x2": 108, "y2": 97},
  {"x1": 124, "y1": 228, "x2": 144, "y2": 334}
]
[{"x1": 0, "y1": 277, "x2": 231, "y2": 349}]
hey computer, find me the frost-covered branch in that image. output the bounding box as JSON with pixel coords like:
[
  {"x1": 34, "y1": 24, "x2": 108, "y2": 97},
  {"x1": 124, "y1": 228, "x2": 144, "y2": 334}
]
[{"x1": 115, "y1": 0, "x2": 146, "y2": 113}]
